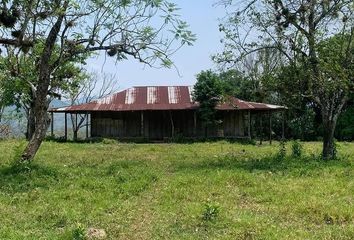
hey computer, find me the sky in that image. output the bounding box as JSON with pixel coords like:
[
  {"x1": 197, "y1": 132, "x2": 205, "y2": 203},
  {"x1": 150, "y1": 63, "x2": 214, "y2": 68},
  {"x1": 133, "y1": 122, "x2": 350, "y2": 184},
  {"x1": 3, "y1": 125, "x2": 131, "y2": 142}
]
[{"x1": 85, "y1": 0, "x2": 226, "y2": 90}]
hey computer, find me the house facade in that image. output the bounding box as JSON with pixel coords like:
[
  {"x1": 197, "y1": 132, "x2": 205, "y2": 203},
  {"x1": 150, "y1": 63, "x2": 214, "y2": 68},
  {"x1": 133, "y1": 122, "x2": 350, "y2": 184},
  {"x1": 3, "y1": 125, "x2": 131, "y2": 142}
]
[{"x1": 50, "y1": 86, "x2": 286, "y2": 141}]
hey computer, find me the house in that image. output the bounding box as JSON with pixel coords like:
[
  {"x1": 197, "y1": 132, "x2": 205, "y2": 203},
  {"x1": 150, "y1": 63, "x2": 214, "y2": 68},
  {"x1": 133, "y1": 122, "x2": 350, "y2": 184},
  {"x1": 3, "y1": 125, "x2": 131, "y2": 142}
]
[{"x1": 49, "y1": 86, "x2": 286, "y2": 141}]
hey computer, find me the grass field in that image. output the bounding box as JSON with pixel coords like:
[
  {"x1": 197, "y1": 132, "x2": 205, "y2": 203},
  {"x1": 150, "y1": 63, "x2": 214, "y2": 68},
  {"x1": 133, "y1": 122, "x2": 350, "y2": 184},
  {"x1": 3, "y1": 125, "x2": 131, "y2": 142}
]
[{"x1": 0, "y1": 140, "x2": 353, "y2": 239}]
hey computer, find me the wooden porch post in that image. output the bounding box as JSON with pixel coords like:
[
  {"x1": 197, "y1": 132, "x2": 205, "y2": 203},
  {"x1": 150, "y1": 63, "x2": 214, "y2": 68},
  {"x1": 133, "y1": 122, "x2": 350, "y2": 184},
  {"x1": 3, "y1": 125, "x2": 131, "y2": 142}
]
[
  {"x1": 73, "y1": 113, "x2": 78, "y2": 142},
  {"x1": 64, "y1": 112, "x2": 67, "y2": 141},
  {"x1": 248, "y1": 110, "x2": 251, "y2": 140},
  {"x1": 86, "y1": 112, "x2": 89, "y2": 139},
  {"x1": 169, "y1": 111, "x2": 174, "y2": 139},
  {"x1": 141, "y1": 111, "x2": 144, "y2": 137},
  {"x1": 269, "y1": 110, "x2": 272, "y2": 145},
  {"x1": 259, "y1": 112, "x2": 263, "y2": 145},
  {"x1": 51, "y1": 111, "x2": 54, "y2": 137}
]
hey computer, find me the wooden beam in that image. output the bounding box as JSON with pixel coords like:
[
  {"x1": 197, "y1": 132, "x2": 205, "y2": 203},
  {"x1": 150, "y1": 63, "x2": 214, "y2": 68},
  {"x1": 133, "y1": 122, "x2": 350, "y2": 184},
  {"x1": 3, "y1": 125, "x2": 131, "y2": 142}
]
[
  {"x1": 169, "y1": 111, "x2": 174, "y2": 139},
  {"x1": 234, "y1": 111, "x2": 237, "y2": 137},
  {"x1": 259, "y1": 113, "x2": 263, "y2": 145},
  {"x1": 140, "y1": 111, "x2": 143, "y2": 137},
  {"x1": 73, "y1": 113, "x2": 78, "y2": 142},
  {"x1": 86, "y1": 112, "x2": 89, "y2": 139},
  {"x1": 51, "y1": 111, "x2": 54, "y2": 137},
  {"x1": 64, "y1": 112, "x2": 67, "y2": 141}
]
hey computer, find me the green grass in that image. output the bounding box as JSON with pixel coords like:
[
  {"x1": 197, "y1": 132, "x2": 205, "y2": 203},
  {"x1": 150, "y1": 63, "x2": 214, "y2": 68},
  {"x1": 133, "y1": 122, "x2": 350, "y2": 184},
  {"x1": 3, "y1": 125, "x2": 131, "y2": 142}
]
[{"x1": 0, "y1": 140, "x2": 353, "y2": 239}]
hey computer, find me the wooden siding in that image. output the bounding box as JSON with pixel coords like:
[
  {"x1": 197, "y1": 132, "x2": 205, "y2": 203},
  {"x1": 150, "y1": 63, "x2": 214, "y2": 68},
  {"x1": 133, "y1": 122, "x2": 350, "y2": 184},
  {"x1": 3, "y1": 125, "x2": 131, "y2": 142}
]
[{"x1": 91, "y1": 110, "x2": 246, "y2": 139}]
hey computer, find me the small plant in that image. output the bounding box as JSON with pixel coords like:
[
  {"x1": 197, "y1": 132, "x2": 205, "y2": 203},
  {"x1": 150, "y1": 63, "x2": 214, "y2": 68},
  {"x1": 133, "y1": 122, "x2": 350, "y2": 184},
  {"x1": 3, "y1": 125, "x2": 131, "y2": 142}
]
[
  {"x1": 102, "y1": 138, "x2": 117, "y2": 144},
  {"x1": 171, "y1": 132, "x2": 186, "y2": 143},
  {"x1": 276, "y1": 140, "x2": 287, "y2": 160},
  {"x1": 12, "y1": 141, "x2": 28, "y2": 166},
  {"x1": 72, "y1": 223, "x2": 86, "y2": 240},
  {"x1": 202, "y1": 201, "x2": 220, "y2": 221},
  {"x1": 291, "y1": 140, "x2": 303, "y2": 158}
]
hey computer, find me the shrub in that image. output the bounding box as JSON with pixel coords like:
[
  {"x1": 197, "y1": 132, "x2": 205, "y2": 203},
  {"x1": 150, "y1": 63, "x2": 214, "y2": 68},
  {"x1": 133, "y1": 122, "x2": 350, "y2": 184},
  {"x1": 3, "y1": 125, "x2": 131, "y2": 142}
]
[
  {"x1": 202, "y1": 201, "x2": 220, "y2": 221},
  {"x1": 291, "y1": 140, "x2": 303, "y2": 158},
  {"x1": 277, "y1": 140, "x2": 287, "y2": 160},
  {"x1": 12, "y1": 141, "x2": 27, "y2": 165},
  {"x1": 102, "y1": 138, "x2": 118, "y2": 144},
  {"x1": 72, "y1": 223, "x2": 86, "y2": 240}
]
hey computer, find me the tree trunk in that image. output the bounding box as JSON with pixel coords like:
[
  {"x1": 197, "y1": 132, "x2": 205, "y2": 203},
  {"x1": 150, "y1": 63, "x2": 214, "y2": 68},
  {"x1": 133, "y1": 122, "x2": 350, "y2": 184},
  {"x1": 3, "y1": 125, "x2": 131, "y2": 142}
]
[
  {"x1": 73, "y1": 129, "x2": 78, "y2": 142},
  {"x1": 71, "y1": 113, "x2": 79, "y2": 142},
  {"x1": 26, "y1": 106, "x2": 36, "y2": 140},
  {"x1": 322, "y1": 118, "x2": 336, "y2": 160},
  {"x1": 21, "y1": 99, "x2": 50, "y2": 161},
  {"x1": 0, "y1": 107, "x2": 3, "y2": 123},
  {"x1": 20, "y1": 4, "x2": 67, "y2": 162}
]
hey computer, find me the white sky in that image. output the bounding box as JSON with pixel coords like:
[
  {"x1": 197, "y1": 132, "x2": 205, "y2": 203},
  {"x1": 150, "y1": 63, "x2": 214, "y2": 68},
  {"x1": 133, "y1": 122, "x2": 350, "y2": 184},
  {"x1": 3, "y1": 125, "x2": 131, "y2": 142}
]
[{"x1": 85, "y1": 0, "x2": 226, "y2": 90}]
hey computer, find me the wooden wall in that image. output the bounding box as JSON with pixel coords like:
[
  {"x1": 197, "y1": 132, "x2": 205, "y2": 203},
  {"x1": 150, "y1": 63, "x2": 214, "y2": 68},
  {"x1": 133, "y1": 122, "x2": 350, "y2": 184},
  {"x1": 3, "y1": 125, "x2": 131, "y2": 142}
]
[{"x1": 91, "y1": 110, "x2": 246, "y2": 139}]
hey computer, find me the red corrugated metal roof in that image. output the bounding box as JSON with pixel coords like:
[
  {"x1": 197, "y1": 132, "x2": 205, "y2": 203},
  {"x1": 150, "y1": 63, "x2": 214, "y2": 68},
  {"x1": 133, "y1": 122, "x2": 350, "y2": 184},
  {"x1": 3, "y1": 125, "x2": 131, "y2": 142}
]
[{"x1": 50, "y1": 86, "x2": 286, "y2": 112}]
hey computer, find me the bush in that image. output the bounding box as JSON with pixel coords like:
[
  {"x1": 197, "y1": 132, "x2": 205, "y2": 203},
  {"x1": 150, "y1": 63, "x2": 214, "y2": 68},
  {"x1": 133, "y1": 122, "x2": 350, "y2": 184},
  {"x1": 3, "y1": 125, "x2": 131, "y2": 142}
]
[
  {"x1": 102, "y1": 138, "x2": 118, "y2": 144},
  {"x1": 202, "y1": 201, "x2": 220, "y2": 222},
  {"x1": 72, "y1": 223, "x2": 86, "y2": 240},
  {"x1": 276, "y1": 140, "x2": 287, "y2": 160},
  {"x1": 291, "y1": 140, "x2": 303, "y2": 158}
]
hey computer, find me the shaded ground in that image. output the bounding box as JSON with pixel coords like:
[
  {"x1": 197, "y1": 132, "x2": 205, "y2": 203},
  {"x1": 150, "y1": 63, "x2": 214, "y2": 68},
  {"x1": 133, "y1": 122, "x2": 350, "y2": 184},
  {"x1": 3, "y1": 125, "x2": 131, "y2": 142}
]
[{"x1": 0, "y1": 140, "x2": 353, "y2": 239}]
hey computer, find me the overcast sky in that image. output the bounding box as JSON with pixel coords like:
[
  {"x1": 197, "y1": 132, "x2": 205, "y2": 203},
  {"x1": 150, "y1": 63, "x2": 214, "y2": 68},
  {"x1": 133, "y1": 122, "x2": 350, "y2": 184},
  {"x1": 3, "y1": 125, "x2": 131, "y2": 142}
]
[{"x1": 85, "y1": 0, "x2": 226, "y2": 90}]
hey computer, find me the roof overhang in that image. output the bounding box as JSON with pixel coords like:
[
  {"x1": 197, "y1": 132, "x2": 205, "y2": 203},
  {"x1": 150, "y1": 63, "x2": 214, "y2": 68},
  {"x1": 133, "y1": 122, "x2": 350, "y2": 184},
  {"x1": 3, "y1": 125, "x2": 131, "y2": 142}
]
[{"x1": 49, "y1": 86, "x2": 287, "y2": 113}]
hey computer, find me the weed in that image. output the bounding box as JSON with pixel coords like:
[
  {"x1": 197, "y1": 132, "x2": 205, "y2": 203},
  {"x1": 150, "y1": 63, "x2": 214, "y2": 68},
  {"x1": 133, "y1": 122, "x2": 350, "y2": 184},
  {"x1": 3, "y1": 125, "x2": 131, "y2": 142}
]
[
  {"x1": 11, "y1": 140, "x2": 26, "y2": 164},
  {"x1": 202, "y1": 201, "x2": 220, "y2": 222},
  {"x1": 102, "y1": 138, "x2": 118, "y2": 144},
  {"x1": 291, "y1": 140, "x2": 303, "y2": 158},
  {"x1": 72, "y1": 223, "x2": 86, "y2": 240},
  {"x1": 276, "y1": 140, "x2": 287, "y2": 160}
]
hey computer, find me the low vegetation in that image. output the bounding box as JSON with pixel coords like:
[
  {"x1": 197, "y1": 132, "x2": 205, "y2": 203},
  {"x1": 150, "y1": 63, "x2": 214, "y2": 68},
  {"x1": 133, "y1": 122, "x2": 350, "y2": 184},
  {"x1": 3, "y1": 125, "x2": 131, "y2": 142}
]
[{"x1": 0, "y1": 140, "x2": 353, "y2": 239}]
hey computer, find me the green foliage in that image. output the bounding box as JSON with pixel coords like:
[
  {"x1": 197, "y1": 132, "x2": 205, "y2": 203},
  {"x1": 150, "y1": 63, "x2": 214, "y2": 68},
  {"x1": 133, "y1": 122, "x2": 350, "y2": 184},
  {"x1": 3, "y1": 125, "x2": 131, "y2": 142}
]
[
  {"x1": 219, "y1": 69, "x2": 252, "y2": 100},
  {"x1": 216, "y1": 0, "x2": 353, "y2": 159},
  {"x1": 316, "y1": 34, "x2": 354, "y2": 93},
  {"x1": 277, "y1": 140, "x2": 287, "y2": 160},
  {"x1": 193, "y1": 70, "x2": 224, "y2": 128},
  {"x1": 11, "y1": 140, "x2": 27, "y2": 165},
  {"x1": 101, "y1": 138, "x2": 118, "y2": 144},
  {"x1": 291, "y1": 140, "x2": 303, "y2": 158},
  {"x1": 287, "y1": 107, "x2": 317, "y2": 140},
  {"x1": 0, "y1": 43, "x2": 89, "y2": 112},
  {"x1": 72, "y1": 223, "x2": 86, "y2": 240},
  {"x1": 336, "y1": 105, "x2": 354, "y2": 140},
  {"x1": 202, "y1": 201, "x2": 220, "y2": 222}
]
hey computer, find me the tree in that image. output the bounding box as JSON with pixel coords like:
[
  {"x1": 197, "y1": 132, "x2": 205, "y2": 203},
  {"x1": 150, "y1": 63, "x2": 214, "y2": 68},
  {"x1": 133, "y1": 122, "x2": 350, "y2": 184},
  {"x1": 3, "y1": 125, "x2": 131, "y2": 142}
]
[
  {"x1": 0, "y1": 44, "x2": 88, "y2": 140},
  {"x1": 273, "y1": 63, "x2": 319, "y2": 140},
  {"x1": 193, "y1": 70, "x2": 224, "y2": 136},
  {"x1": 0, "y1": 0, "x2": 195, "y2": 161},
  {"x1": 216, "y1": 0, "x2": 354, "y2": 159},
  {"x1": 219, "y1": 48, "x2": 283, "y2": 102},
  {"x1": 66, "y1": 72, "x2": 118, "y2": 141}
]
